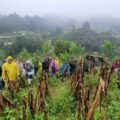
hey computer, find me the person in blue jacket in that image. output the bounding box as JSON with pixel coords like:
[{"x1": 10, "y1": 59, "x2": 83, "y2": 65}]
[{"x1": 60, "y1": 62, "x2": 70, "y2": 77}]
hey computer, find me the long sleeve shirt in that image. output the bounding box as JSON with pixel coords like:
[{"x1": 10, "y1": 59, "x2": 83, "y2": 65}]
[{"x1": 2, "y1": 62, "x2": 19, "y2": 81}]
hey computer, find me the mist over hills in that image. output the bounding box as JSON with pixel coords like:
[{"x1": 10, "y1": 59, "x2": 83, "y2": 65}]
[
  {"x1": 0, "y1": 13, "x2": 120, "y2": 34},
  {"x1": 0, "y1": 13, "x2": 119, "y2": 58}
]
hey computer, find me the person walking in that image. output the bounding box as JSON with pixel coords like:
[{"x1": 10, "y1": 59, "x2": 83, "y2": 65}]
[{"x1": 2, "y1": 56, "x2": 20, "y2": 93}]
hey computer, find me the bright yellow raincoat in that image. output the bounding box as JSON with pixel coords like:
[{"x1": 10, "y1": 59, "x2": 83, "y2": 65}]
[{"x1": 2, "y1": 61, "x2": 20, "y2": 86}]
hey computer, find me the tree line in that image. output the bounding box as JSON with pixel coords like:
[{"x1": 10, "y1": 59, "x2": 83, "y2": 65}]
[{"x1": 0, "y1": 13, "x2": 120, "y2": 59}]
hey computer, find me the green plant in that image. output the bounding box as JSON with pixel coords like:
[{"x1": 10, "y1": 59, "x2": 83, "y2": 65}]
[
  {"x1": 34, "y1": 113, "x2": 44, "y2": 120},
  {"x1": 1, "y1": 108, "x2": 16, "y2": 120},
  {"x1": 48, "y1": 76, "x2": 61, "y2": 87},
  {"x1": 46, "y1": 80, "x2": 76, "y2": 120},
  {"x1": 19, "y1": 48, "x2": 31, "y2": 60}
]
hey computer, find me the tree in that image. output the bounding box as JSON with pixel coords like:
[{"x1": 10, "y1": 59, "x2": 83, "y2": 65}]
[
  {"x1": 82, "y1": 22, "x2": 91, "y2": 31},
  {"x1": 101, "y1": 40, "x2": 114, "y2": 59},
  {"x1": 10, "y1": 33, "x2": 42, "y2": 55},
  {"x1": 41, "y1": 40, "x2": 53, "y2": 56},
  {"x1": 19, "y1": 48, "x2": 31, "y2": 60},
  {"x1": 69, "y1": 42, "x2": 85, "y2": 57},
  {"x1": 54, "y1": 39, "x2": 70, "y2": 56}
]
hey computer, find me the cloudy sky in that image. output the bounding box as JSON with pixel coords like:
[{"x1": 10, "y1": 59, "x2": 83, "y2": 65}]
[{"x1": 0, "y1": 0, "x2": 120, "y2": 19}]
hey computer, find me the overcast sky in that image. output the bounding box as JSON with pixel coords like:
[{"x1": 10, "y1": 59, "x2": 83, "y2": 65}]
[{"x1": 0, "y1": 0, "x2": 120, "y2": 19}]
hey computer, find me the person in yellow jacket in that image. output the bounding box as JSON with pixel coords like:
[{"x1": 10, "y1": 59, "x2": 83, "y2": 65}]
[
  {"x1": 2, "y1": 56, "x2": 20, "y2": 87},
  {"x1": 55, "y1": 57, "x2": 61, "y2": 76}
]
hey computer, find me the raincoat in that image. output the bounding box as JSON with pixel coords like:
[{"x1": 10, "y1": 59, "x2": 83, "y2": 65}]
[
  {"x1": 55, "y1": 58, "x2": 61, "y2": 75},
  {"x1": 16, "y1": 61, "x2": 25, "y2": 76},
  {"x1": 49, "y1": 60, "x2": 58, "y2": 75},
  {"x1": 24, "y1": 60, "x2": 35, "y2": 81},
  {"x1": 60, "y1": 63, "x2": 70, "y2": 76},
  {"x1": 2, "y1": 62, "x2": 19, "y2": 86}
]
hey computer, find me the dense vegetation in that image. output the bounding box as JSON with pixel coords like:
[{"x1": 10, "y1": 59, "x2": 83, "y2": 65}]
[
  {"x1": 0, "y1": 23, "x2": 120, "y2": 60},
  {"x1": 0, "y1": 14, "x2": 120, "y2": 120},
  {"x1": 0, "y1": 53, "x2": 120, "y2": 120},
  {"x1": 0, "y1": 13, "x2": 120, "y2": 54}
]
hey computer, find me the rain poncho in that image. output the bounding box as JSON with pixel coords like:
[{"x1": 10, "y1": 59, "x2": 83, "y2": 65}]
[
  {"x1": 24, "y1": 60, "x2": 34, "y2": 73},
  {"x1": 55, "y1": 58, "x2": 61, "y2": 75},
  {"x1": 49, "y1": 60, "x2": 58, "y2": 75},
  {"x1": 55, "y1": 58, "x2": 60, "y2": 68},
  {"x1": 24, "y1": 60, "x2": 35, "y2": 83},
  {"x1": 2, "y1": 61, "x2": 20, "y2": 86},
  {"x1": 60, "y1": 63, "x2": 70, "y2": 76},
  {"x1": 16, "y1": 60, "x2": 25, "y2": 76}
]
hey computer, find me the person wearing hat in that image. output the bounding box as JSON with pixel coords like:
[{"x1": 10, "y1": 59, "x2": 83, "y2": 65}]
[{"x1": 2, "y1": 56, "x2": 20, "y2": 87}]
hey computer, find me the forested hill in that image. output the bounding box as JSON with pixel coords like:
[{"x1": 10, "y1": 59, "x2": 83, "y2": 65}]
[
  {"x1": 0, "y1": 13, "x2": 120, "y2": 59},
  {"x1": 0, "y1": 13, "x2": 120, "y2": 33},
  {"x1": 0, "y1": 13, "x2": 77, "y2": 33}
]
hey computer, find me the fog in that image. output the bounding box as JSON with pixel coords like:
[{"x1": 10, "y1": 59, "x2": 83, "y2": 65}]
[{"x1": 0, "y1": 0, "x2": 120, "y2": 19}]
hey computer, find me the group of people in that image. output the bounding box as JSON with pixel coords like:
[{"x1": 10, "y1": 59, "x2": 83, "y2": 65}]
[
  {"x1": 0, "y1": 55, "x2": 120, "y2": 91},
  {"x1": 0, "y1": 56, "x2": 70, "y2": 89},
  {"x1": 0, "y1": 56, "x2": 35, "y2": 90},
  {"x1": 42, "y1": 57, "x2": 73, "y2": 76},
  {"x1": 112, "y1": 59, "x2": 120, "y2": 80}
]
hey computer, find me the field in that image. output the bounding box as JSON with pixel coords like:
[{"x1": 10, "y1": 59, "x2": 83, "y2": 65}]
[
  {"x1": 0, "y1": 23, "x2": 120, "y2": 120},
  {"x1": 0, "y1": 62, "x2": 120, "y2": 120}
]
